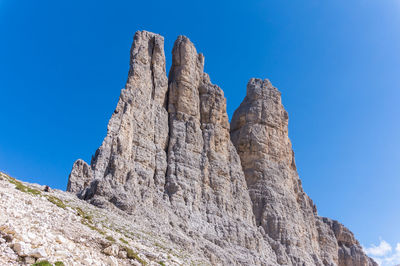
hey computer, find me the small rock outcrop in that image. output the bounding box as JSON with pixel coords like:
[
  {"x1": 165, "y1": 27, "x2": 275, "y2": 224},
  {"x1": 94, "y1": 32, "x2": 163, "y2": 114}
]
[
  {"x1": 67, "y1": 30, "x2": 376, "y2": 265},
  {"x1": 67, "y1": 159, "x2": 92, "y2": 194},
  {"x1": 321, "y1": 217, "x2": 378, "y2": 266}
]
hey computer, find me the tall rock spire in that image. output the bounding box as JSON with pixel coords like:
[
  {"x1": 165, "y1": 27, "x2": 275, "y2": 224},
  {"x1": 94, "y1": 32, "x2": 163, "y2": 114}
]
[
  {"x1": 165, "y1": 36, "x2": 254, "y2": 223},
  {"x1": 68, "y1": 30, "x2": 169, "y2": 210},
  {"x1": 164, "y1": 36, "x2": 275, "y2": 264},
  {"x1": 230, "y1": 78, "x2": 376, "y2": 265},
  {"x1": 230, "y1": 78, "x2": 337, "y2": 264}
]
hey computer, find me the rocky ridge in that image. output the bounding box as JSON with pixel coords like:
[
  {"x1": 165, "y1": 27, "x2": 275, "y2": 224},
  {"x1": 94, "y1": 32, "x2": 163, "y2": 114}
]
[{"x1": 8, "y1": 30, "x2": 374, "y2": 265}]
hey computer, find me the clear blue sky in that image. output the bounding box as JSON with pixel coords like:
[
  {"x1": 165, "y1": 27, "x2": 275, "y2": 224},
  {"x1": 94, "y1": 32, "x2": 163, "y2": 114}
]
[{"x1": 1, "y1": 0, "x2": 399, "y2": 260}]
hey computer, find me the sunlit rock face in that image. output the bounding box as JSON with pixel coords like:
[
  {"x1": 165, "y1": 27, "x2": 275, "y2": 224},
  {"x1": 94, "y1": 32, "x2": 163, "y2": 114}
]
[
  {"x1": 230, "y1": 78, "x2": 376, "y2": 266},
  {"x1": 68, "y1": 30, "x2": 376, "y2": 266}
]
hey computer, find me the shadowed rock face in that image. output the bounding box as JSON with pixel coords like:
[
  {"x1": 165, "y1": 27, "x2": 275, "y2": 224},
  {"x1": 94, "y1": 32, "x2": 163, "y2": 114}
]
[{"x1": 68, "y1": 30, "x2": 376, "y2": 265}]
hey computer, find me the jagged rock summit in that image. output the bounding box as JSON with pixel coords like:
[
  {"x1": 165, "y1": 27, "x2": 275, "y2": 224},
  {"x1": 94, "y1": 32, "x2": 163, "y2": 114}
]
[{"x1": 68, "y1": 30, "x2": 376, "y2": 266}]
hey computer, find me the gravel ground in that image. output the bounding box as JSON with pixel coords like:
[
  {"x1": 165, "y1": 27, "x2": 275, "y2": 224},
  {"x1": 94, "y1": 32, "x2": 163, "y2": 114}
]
[{"x1": 0, "y1": 172, "x2": 195, "y2": 266}]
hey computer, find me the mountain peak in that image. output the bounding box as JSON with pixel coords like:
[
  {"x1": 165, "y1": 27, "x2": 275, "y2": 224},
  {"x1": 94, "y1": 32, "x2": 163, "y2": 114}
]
[{"x1": 64, "y1": 30, "x2": 375, "y2": 266}]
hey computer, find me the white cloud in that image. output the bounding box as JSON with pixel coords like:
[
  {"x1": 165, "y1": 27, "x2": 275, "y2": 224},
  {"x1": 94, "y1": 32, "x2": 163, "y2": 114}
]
[
  {"x1": 364, "y1": 240, "x2": 392, "y2": 257},
  {"x1": 363, "y1": 240, "x2": 400, "y2": 266}
]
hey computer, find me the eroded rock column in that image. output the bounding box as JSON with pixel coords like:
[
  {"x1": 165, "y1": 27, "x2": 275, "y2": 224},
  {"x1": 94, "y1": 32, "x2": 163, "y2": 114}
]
[
  {"x1": 68, "y1": 31, "x2": 169, "y2": 211},
  {"x1": 231, "y1": 78, "x2": 338, "y2": 265}
]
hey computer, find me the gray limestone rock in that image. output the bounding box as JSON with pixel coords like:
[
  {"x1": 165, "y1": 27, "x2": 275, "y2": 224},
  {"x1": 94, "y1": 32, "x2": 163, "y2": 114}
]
[
  {"x1": 231, "y1": 78, "x2": 375, "y2": 266},
  {"x1": 68, "y1": 30, "x2": 376, "y2": 266},
  {"x1": 70, "y1": 30, "x2": 169, "y2": 212},
  {"x1": 165, "y1": 36, "x2": 255, "y2": 224},
  {"x1": 67, "y1": 159, "x2": 93, "y2": 194},
  {"x1": 68, "y1": 31, "x2": 276, "y2": 265},
  {"x1": 321, "y1": 217, "x2": 378, "y2": 266},
  {"x1": 231, "y1": 78, "x2": 336, "y2": 265}
]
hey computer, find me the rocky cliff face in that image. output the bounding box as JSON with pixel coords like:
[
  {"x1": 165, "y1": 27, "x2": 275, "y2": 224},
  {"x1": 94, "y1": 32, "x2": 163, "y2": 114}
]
[
  {"x1": 70, "y1": 31, "x2": 169, "y2": 211},
  {"x1": 230, "y1": 79, "x2": 375, "y2": 266},
  {"x1": 67, "y1": 30, "x2": 376, "y2": 266},
  {"x1": 230, "y1": 78, "x2": 334, "y2": 265}
]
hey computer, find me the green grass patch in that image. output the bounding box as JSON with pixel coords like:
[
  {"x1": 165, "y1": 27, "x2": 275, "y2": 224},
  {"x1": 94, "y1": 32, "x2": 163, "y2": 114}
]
[
  {"x1": 2, "y1": 173, "x2": 66, "y2": 211},
  {"x1": 76, "y1": 207, "x2": 85, "y2": 217},
  {"x1": 45, "y1": 195, "x2": 66, "y2": 209},
  {"x1": 4, "y1": 174, "x2": 42, "y2": 196},
  {"x1": 106, "y1": 235, "x2": 115, "y2": 242},
  {"x1": 32, "y1": 261, "x2": 52, "y2": 266},
  {"x1": 75, "y1": 207, "x2": 93, "y2": 222},
  {"x1": 119, "y1": 237, "x2": 128, "y2": 244},
  {"x1": 123, "y1": 246, "x2": 147, "y2": 265},
  {"x1": 16, "y1": 183, "x2": 42, "y2": 195},
  {"x1": 158, "y1": 262, "x2": 166, "y2": 266},
  {"x1": 77, "y1": 207, "x2": 105, "y2": 235},
  {"x1": 81, "y1": 219, "x2": 105, "y2": 235},
  {"x1": 54, "y1": 262, "x2": 65, "y2": 266}
]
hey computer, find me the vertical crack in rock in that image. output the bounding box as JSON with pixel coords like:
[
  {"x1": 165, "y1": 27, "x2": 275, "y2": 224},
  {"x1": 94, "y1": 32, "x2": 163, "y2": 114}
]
[{"x1": 68, "y1": 30, "x2": 376, "y2": 266}]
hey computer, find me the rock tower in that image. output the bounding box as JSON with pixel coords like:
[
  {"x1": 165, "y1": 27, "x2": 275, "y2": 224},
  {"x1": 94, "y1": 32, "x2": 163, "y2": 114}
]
[{"x1": 68, "y1": 30, "x2": 376, "y2": 266}]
